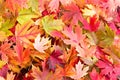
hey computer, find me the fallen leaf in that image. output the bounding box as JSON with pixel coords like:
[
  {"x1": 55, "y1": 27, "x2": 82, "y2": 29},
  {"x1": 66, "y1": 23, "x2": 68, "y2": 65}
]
[{"x1": 33, "y1": 33, "x2": 51, "y2": 53}]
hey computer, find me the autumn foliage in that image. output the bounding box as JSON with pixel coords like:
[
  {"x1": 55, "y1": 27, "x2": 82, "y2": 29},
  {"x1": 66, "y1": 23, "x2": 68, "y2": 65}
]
[{"x1": 0, "y1": 0, "x2": 120, "y2": 80}]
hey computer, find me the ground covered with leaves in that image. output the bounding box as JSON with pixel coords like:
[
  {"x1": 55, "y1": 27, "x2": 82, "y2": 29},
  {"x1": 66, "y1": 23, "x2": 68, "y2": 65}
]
[{"x1": 0, "y1": 0, "x2": 120, "y2": 80}]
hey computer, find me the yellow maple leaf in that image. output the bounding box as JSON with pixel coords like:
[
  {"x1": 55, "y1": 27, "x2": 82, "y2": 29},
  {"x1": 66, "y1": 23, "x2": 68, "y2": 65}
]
[
  {"x1": 82, "y1": 4, "x2": 96, "y2": 17},
  {"x1": 0, "y1": 60, "x2": 6, "y2": 68}
]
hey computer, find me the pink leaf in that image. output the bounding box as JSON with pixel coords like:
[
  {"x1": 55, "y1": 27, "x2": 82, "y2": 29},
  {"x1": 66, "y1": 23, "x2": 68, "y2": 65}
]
[
  {"x1": 48, "y1": 0, "x2": 73, "y2": 12},
  {"x1": 62, "y1": 3, "x2": 90, "y2": 26},
  {"x1": 70, "y1": 61, "x2": 89, "y2": 79},
  {"x1": 51, "y1": 30, "x2": 64, "y2": 39},
  {"x1": 33, "y1": 34, "x2": 51, "y2": 53},
  {"x1": 38, "y1": 0, "x2": 46, "y2": 12},
  {"x1": 0, "y1": 65, "x2": 8, "y2": 78},
  {"x1": 109, "y1": 22, "x2": 120, "y2": 34},
  {"x1": 48, "y1": 0, "x2": 60, "y2": 12},
  {"x1": 62, "y1": 26, "x2": 85, "y2": 47},
  {"x1": 90, "y1": 68, "x2": 106, "y2": 80},
  {"x1": 96, "y1": 60, "x2": 120, "y2": 80}
]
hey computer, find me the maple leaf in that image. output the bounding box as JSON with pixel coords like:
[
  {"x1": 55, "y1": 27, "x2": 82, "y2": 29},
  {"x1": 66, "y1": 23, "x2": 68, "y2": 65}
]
[
  {"x1": 76, "y1": 44, "x2": 96, "y2": 58},
  {"x1": 48, "y1": 0, "x2": 60, "y2": 12},
  {"x1": 96, "y1": 23, "x2": 115, "y2": 47},
  {"x1": 17, "y1": 8, "x2": 39, "y2": 25},
  {"x1": 62, "y1": 26, "x2": 85, "y2": 47},
  {"x1": 0, "y1": 42, "x2": 13, "y2": 63},
  {"x1": 88, "y1": 15, "x2": 100, "y2": 32},
  {"x1": 90, "y1": 68, "x2": 106, "y2": 80},
  {"x1": 49, "y1": 64, "x2": 75, "y2": 80},
  {"x1": 48, "y1": 0, "x2": 73, "y2": 12},
  {"x1": 58, "y1": 64, "x2": 76, "y2": 78},
  {"x1": 0, "y1": 19, "x2": 15, "y2": 41},
  {"x1": 38, "y1": 0, "x2": 49, "y2": 13},
  {"x1": 28, "y1": 0, "x2": 39, "y2": 12},
  {"x1": 41, "y1": 15, "x2": 64, "y2": 35},
  {"x1": 2, "y1": 41, "x2": 31, "y2": 70},
  {"x1": 96, "y1": 60, "x2": 120, "y2": 80},
  {"x1": 81, "y1": 56, "x2": 98, "y2": 66},
  {"x1": 15, "y1": 21, "x2": 40, "y2": 48},
  {"x1": 70, "y1": 61, "x2": 89, "y2": 79},
  {"x1": 62, "y1": 3, "x2": 90, "y2": 26},
  {"x1": 62, "y1": 47, "x2": 78, "y2": 66},
  {"x1": 96, "y1": 60, "x2": 113, "y2": 75},
  {"x1": 13, "y1": 41, "x2": 31, "y2": 67},
  {"x1": 5, "y1": 0, "x2": 27, "y2": 14},
  {"x1": 47, "y1": 46, "x2": 64, "y2": 71},
  {"x1": 105, "y1": 36, "x2": 120, "y2": 61},
  {"x1": 31, "y1": 65, "x2": 43, "y2": 80},
  {"x1": 51, "y1": 30, "x2": 64, "y2": 39},
  {"x1": 49, "y1": 65, "x2": 64, "y2": 80},
  {"x1": 5, "y1": 0, "x2": 16, "y2": 14},
  {"x1": 62, "y1": 26, "x2": 96, "y2": 58},
  {"x1": 31, "y1": 61, "x2": 53, "y2": 80},
  {"x1": 33, "y1": 33, "x2": 51, "y2": 53},
  {"x1": 82, "y1": 4, "x2": 96, "y2": 17}
]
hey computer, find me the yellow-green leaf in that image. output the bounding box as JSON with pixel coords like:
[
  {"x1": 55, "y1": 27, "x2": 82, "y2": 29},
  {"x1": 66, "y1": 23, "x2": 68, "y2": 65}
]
[
  {"x1": 41, "y1": 15, "x2": 64, "y2": 35},
  {"x1": 96, "y1": 24, "x2": 115, "y2": 47},
  {"x1": 17, "y1": 8, "x2": 39, "y2": 24},
  {"x1": 28, "y1": 0, "x2": 39, "y2": 12}
]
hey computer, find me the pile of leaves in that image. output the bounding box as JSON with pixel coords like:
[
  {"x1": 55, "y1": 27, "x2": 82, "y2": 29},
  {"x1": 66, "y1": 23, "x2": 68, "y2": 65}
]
[{"x1": 0, "y1": 0, "x2": 120, "y2": 80}]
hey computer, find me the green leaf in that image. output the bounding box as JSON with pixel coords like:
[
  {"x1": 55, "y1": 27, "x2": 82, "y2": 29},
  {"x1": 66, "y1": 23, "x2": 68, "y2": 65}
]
[
  {"x1": 17, "y1": 8, "x2": 39, "y2": 24},
  {"x1": 0, "y1": 19, "x2": 15, "y2": 38},
  {"x1": 41, "y1": 15, "x2": 64, "y2": 35},
  {"x1": 1, "y1": 19, "x2": 15, "y2": 30},
  {"x1": 96, "y1": 24, "x2": 114, "y2": 47},
  {"x1": 28, "y1": 0, "x2": 39, "y2": 12}
]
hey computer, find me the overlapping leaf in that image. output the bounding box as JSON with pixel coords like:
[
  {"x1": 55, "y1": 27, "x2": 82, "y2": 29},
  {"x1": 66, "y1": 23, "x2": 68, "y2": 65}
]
[
  {"x1": 17, "y1": 8, "x2": 39, "y2": 24},
  {"x1": 33, "y1": 33, "x2": 51, "y2": 53},
  {"x1": 70, "y1": 61, "x2": 89, "y2": 79},
  {"x1": 41, "y1": 15, "x2": 64, "y2": 35},
  {"x1": 96, "y1": 24, "x2": 115, "y2": 47},
  {"x1": 15, "y1": 20, "x2": 40, "y2": 48},
  {"x1": 0, "y1": 0, "x2": 120, "y2": 80}
]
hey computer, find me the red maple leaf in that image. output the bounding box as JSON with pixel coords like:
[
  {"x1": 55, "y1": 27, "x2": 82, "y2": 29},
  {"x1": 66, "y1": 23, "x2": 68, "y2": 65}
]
[
  {"x1": 89, "y1": 15, "x2": 100, "y2": 32},
  {"x1": 47, "y1": 46, "x2": 64, "y2": 71}
]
